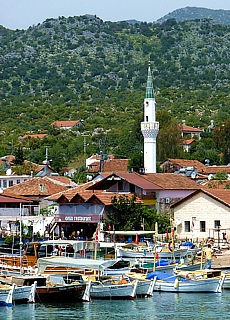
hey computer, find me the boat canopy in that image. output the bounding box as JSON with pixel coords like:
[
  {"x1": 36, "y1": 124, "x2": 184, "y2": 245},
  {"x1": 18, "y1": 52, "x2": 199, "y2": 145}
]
[
  {"x1": 37, "y1": 256, "x2": 117, "y2": 274},
  {"x1": 40, "y1": 240, "x2": 98, "y2": 251}
]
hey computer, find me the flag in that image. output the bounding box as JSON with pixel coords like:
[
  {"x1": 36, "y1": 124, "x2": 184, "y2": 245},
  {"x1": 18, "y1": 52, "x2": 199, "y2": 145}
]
[{"x1": 95, "y1": 229, "x2": 99, "y2": 242}]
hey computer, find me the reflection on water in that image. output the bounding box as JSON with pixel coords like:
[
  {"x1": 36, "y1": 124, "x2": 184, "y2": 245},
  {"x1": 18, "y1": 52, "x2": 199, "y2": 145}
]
[{"x1": 1, "y1": 291, "x2": 230, "y2": 320}]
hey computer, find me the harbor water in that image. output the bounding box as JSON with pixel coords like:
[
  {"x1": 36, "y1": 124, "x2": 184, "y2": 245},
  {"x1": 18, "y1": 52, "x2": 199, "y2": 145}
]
[{"x1": 1, "y1": 290, "x2": 230, "y2": 320}]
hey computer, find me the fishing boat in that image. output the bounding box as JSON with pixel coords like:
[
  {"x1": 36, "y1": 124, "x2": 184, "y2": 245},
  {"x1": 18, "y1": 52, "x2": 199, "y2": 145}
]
[
  {"x1": 116, "y1": 243, "x2": 198, "y2": 260},
  {"x1": 36, "y1": 282, "x2": 87, "y2": 303},
  {"x1": 89, "y1": 278, "x2": 138, "y2": 300},
  {"x1": 0, "y1": 284, "x2": 14, "y2": 306},
  {"x1": 125, "y1": 271, "x2": 157, "y2": 297},
  {"x1": 0, "y1": 280, "x2": 36, "y2": 304},
  {"x1": 146, "y1": 270, "x2": 225, "y2": 293}
]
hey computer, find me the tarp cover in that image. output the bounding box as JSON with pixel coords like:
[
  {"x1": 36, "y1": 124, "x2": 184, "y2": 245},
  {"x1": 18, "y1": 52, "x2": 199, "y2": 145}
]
[
  {"x1": 37, "y1": 256, "x2": 117, "y2": 273},
  {"x1": 146, "y1": 272, "x2": 188, "y2": 282}
]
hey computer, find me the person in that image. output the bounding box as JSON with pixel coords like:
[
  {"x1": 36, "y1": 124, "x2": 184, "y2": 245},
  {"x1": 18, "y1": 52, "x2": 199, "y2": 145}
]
[
  {"x1": 52, "y1": 245, "x2": 59, "y2": 256},
  {"x1": 204, "y1": 244, "x2": 213, "y2": 269}
]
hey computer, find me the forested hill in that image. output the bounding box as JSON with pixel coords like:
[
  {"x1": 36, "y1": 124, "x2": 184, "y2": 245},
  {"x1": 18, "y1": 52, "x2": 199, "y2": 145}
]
[
  {"x1": 0, "y1": 15, "x2": 229, "y2": 171},
  {"x1": 157, "y1": 7, "x2": 230, "y2": 25}
]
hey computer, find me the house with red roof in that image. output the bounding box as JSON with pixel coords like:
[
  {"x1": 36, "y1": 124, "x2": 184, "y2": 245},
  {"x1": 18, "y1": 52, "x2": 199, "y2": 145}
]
[
  {"x1": 179, "y1": 122, "x2": 203, "y2": 140},
  {"x1": 21, "y1": 134, "x2": 48, "y2": 139},
  {"x1": 51, "y1": 120, "x2": 84, "y2": 130},
  {"x1": 172, "y1": 189, "x2": 230, "y2": 242},
  {"x1": 44, "y1": 171, "x2": 200, "y2": 239}
]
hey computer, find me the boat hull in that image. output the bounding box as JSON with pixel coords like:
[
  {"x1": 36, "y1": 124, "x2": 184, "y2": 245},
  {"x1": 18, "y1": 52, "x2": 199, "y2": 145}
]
[
  {"x1": 154, "y1": 278, "x2": 222, "y2": 293},
  {"x1": 36, "y1": 283, "x2": 86, "y2": 303},
  {"x1": 90, "y1": 282, "x2": 136, "y2": 300}
]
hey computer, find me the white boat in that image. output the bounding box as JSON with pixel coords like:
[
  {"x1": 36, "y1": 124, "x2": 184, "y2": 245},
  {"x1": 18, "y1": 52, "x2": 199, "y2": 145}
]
[
  {"x1": 90, "y1": 278, "x2": 138, "y2": 300},
  {"x1": 125, "y1": 271, "x2": 157, "y2": 297},
  {"x1": 0, "y1": 281, "x2": 36, "y2": 304},
  {"x1": 116, "y1": 243, "x2": 197, "y2": 260},
  {"x1": 147, "y1": 270, "x2": 225, "y2": 293},
  {"x1": 0, "y1": 284, "x2": 14, "y2": 306}
]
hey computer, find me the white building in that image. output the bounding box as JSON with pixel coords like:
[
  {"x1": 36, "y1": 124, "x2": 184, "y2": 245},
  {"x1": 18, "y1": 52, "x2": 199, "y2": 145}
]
[
  {"x1": 172, "y1": 189, "x2": 230, "y2": 242},
  {"x1": 141, "y1": 63, "x2": 159, "y2": 173}
]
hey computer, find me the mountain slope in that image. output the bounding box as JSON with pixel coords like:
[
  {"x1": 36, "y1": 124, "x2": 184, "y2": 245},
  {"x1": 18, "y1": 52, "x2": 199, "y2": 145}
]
[{"x1": 157, "y1": 7, "x2": 230, "y2": 25}]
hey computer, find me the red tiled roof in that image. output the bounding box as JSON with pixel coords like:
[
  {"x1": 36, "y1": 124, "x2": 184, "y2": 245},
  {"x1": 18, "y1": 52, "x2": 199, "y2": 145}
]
[
  {"x1": 51, "y1": 120, "x2": 81, "y2": 127},
  {"x1": 45, "y1": 180, "x2": 142, "y2": 205},
  {"x1": 0, "y1": 155, "x2": 15, "y2": 166},
  {"x1": 86, "y1": 172, "x2": 162, "y2": 191},
  {"x1": 182, "y1": 139, "x2": 195, "y2": 145},
  {"x1": 22, "y1": 134, "x2": 48, "y2": 139},
  {"x1": 0, "y1": 194, "x2": 32, "y2": 203},
  {"x1": 204, "y1": 189, "x2": 230, "y2": 206},
  {"x1": 201, "y1": 180, "x2": 230, "y2": 189},
  {"x1": 172, "y1": 189, "x2": 230, "y2": 208},
  {"x1": 203, "y1": 166, "x2": 230, "y2": 174},
  {"x1": 87, "y1": 158, "x2": 129, "y2": 173},
  {"x1": 144, "y1": 173, "x2": 200, "y2": 190},
  {"x1": 3, "y1": 177, "x2": 69, "y2": 199},
  {"x1": 179, "y1": 124, "x2": 203, "y2": 133},
  {"x1": 161, "y1": 159, "x2": 207, "y2": 172}
]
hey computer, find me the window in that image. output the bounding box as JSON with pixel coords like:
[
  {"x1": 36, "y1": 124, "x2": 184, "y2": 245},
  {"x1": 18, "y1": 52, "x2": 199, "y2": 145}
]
[
  {"x1": 184, "y1": 221, "x2": 190, "y2": 232},
  {"x1": 3, "y1": 180, "x2": 7, "y2": 188},
  {"x1": 9, "y1": 180, "x2": 13, "y2": 187},
  {"x1": 17, "y1": 179, "x2": 20, "y2": 184},
  {"x1": 200, "y1": 221, "x2": 206, "y2": 232},
  {"x1": 214, "y1": 220, "x2": 220, "y2": 228},
  {"x1": 146, "y1": 116, "x2": 148, "y2": 122}
]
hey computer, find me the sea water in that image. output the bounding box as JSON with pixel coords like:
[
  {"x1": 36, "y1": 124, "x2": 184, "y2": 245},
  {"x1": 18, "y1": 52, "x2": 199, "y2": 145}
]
[{"x1": 1, "y1": 290, "x2": 230, "y2": 320}]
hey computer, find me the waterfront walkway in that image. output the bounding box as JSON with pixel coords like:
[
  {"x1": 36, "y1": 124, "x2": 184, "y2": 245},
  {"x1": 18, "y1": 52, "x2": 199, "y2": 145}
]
[{"x1": 212, "y1": 250, "x2": 230, "y2": 269}]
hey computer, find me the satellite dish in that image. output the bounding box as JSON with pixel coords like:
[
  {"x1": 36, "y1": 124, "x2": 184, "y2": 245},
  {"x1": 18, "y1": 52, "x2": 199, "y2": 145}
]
[
  {"x1": 175, "y1": 218, "x2": 182, "y2": 226},
  {"x1": 191, "y1": 172, "x2": 196, "y2": 179},
  {"x1": 208, "y1": 174, "x2": 214, "y2": 180}
]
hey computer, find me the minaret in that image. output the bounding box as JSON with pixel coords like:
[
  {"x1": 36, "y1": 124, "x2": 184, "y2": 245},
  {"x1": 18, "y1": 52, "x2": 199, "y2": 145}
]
[{"x1": 141, "y1": 63, "x2": 159, "y2": 173}]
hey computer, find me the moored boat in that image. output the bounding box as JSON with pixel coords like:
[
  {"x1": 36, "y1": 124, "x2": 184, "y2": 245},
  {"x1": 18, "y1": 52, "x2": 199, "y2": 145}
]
[
  {"x1": 89, "y1": 278, "x2": 138, "y2": 300},
  {"x1": 147, "y1": 270, "x2": 225, "y2": 293},
  {"x1": 36, "y1": 282, "x2": 86, "y2": 303}
]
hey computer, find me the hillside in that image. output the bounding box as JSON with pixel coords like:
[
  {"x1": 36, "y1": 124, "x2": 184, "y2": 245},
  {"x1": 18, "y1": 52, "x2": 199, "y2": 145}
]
[
  {"x1": 0, "y1": 15, "x2": 229, "y2": 171},
  {"x1": 157, "y1": 7, "x2": 230, "y2": 25}
]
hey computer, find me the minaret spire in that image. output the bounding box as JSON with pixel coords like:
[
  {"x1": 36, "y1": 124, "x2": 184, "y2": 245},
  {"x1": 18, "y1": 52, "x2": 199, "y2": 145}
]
[
  {"x1": 141, "y1": 63, "x2": 159, "y2": 173},
  {"x1": 145, "y1": 62, "x2": 154, "y2": 99}
]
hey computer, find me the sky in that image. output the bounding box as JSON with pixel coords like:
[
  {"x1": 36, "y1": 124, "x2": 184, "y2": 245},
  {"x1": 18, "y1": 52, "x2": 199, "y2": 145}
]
[{"x1": 0, "y1": 0, "x2": 229, "y2": 30}]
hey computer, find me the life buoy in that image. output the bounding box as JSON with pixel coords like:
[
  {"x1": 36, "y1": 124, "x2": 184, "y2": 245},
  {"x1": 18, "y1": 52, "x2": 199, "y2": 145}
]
[{"x1": 186, "y1": 253, "x2": 194, "y2": 262}]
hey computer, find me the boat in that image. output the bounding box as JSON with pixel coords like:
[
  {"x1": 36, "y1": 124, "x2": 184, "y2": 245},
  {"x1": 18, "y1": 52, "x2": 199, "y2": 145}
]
[
  {"x1": 125, "y1": 271, "x2": 157, "y2": 297},
  {"x1": 0, "y1": 280, "x2": 36, "y2": 304},
  {"x1": 36, "y1": 282, "x2": 87, "y2": 303},
  {"x1": 116, "y1": 242, "x2": 198, "y2": 260},
  {"x1": 0, "y1": 272, "x2": 87, "y2": 303},
  {"x1": 89, "y1": 278, "x2": 138, "y2": 300},
  {"x1": 0, "y1": 283, "x2": 14, "y2": 307},
  {"x1": 146, "y1": 270, "x2": 225, "y2": 293}
]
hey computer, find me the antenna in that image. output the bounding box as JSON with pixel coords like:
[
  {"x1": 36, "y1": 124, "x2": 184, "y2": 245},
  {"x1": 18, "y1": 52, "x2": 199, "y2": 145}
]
[{"x1": 42, "y1": 146, "x2": 50, "y2": 165}]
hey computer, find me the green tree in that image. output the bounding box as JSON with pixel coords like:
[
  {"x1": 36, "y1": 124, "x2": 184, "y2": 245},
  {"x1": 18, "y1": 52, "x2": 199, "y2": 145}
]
[{"x1": 108, "y1": 195, "x2": 170, "y2": 233}]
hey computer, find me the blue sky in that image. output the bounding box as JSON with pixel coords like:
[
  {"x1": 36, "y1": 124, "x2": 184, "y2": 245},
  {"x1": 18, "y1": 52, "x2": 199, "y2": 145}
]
[{"x1": 0, "y1": 0, "x2": 229, "y2": 30}]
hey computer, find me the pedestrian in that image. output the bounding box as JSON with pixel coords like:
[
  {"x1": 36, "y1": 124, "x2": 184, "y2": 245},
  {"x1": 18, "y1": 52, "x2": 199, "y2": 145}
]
[{"x1": 204, "y1": 244, "x2": 214, "y2": 269}]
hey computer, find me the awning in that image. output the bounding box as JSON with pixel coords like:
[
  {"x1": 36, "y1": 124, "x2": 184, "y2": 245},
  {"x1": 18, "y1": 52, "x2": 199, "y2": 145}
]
[{"x1": 37, "y1": 256, "x2": 117, "y2": 274}]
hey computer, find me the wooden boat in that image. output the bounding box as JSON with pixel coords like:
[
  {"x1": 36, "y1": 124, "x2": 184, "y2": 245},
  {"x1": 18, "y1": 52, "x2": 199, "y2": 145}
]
[
  {"x1": 116, "y1": 244, "x2": 197, "y2": 260},
  {"x1": 0, "y1": 284, "x2": 14, "y2": 306},
  {"x1": 36, "y1": 282, "x2": 86, "y2": 303},
  {"x1": 146, "y1": 270, "x2": 225, "y2": 293},
  {"x1": 89, "y1": 278, "x2": 138, "y2": 300},
  {"x1": 0, "y1": 281, "x2": 36, "y2": 304},
  {"x1": 125, "y1": 271, "x2": 157, "y2": 297}
]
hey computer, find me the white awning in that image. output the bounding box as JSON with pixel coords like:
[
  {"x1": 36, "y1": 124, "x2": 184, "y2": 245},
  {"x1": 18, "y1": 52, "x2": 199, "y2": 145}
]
[{"x1": 37, "y1": 256, "x2": 117, "y2": 274}]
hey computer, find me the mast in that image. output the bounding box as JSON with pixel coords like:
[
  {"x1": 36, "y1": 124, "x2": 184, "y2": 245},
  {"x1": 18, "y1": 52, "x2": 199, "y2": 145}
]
[{"x1": 141, "y1": 62, "x2": 159, "y2": 173}]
